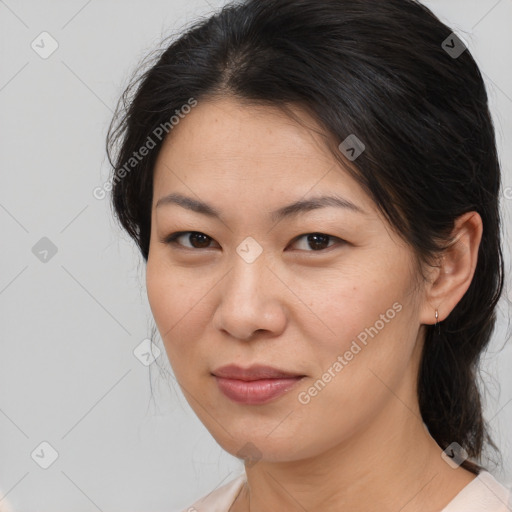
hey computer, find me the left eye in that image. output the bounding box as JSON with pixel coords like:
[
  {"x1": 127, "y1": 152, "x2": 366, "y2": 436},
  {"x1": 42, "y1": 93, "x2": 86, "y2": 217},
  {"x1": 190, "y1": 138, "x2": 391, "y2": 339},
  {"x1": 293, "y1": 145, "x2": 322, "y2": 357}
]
[
  {"x1": 160, "y1": 231, "x2": 344, "y2": 252},
  {"x1": 290, "y1": 232, "x2": 342, "y2": 251}
]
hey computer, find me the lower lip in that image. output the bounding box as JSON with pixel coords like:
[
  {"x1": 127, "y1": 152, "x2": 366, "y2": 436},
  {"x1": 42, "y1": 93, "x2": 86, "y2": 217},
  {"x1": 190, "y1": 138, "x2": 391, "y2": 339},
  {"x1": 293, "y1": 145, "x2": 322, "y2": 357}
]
[{"x1": 214, "y1": 376, "x2": 305, "y2": 405}]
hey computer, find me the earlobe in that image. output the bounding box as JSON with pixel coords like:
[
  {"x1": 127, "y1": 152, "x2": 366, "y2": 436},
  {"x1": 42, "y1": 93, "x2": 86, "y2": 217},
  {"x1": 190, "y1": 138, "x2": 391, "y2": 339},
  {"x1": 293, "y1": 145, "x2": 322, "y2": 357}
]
[{"x1": 419, "y1": 211, "x2": 483, "y2": 325}]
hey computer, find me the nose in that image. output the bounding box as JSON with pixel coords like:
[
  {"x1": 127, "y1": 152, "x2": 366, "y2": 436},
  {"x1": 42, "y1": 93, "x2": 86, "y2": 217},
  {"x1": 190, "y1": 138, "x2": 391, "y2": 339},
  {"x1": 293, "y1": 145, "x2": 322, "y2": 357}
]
[{"x1": 212, "y1": 252, "x2": 287, "y2": 341}]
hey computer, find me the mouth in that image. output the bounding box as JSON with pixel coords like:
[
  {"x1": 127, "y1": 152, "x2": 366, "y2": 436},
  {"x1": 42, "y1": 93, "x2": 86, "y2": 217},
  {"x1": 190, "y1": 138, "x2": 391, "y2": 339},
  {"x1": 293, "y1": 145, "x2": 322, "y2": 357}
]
[{"x1": 211, "y1": 364, "x2": 306, "y2": 405}]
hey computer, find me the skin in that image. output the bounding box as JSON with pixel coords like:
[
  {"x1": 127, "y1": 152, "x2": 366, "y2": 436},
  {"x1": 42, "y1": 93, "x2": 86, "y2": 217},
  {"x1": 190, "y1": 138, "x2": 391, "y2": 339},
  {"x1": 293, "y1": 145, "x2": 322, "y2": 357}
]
[{"x1": 146, "y1": 97, "x2": 482, "y2": 511}]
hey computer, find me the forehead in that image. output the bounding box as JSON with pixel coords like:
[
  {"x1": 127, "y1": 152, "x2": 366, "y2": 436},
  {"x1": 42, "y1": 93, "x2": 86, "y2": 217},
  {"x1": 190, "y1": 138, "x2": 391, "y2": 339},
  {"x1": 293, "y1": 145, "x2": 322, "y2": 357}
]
[
  {"x1": 156, "y1": 97, "x2": 331, "y2": 166},
  {"x1": 152, "y1": 97, "x2": 376, "y2": 215}
]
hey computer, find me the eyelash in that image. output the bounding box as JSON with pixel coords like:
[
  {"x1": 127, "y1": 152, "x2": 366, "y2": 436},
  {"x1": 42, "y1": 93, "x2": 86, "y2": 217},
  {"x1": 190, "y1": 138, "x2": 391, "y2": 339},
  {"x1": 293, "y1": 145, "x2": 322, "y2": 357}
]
[{"x1": 160, "y1": 231, "x2": 346, "y2": 253}]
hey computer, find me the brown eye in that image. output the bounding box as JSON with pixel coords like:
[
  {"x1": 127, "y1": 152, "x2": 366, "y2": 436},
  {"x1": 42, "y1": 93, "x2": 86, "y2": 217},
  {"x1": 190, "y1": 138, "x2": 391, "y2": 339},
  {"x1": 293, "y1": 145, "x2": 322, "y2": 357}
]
[
  {"x1": 290, "y1": 233, "x2": 343, "y2": 251},
  {"x1": 161, "y1": 231, "x2": 216, "y2": 249}
]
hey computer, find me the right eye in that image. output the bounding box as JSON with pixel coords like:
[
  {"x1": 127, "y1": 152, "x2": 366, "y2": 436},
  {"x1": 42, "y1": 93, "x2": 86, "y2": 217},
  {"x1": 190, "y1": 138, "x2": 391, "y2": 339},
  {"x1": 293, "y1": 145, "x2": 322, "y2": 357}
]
[{"x1": 160, "y1": 231, "x2": 219, "y2": 250}]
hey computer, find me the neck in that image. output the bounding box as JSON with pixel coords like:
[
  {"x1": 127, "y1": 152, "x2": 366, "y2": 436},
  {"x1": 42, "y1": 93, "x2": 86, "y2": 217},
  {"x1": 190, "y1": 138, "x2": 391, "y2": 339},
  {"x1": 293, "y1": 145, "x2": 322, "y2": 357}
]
[{"x1": 233, "y1": 377, "x2": 476, "y2": 512}]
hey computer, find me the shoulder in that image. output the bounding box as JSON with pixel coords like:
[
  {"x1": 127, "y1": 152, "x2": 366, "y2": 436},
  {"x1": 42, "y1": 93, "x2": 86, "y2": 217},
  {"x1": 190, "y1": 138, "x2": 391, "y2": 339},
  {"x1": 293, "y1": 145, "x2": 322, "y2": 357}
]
[
  {"x1": 0, "y1": 495, "x2": 14, "y2": 512},
  {"x1": 441, "y1": 470, "x2": 512, "y2": 512},
  {"x1": 178, "y1": 473, "x2": 246, "y2": 512}
]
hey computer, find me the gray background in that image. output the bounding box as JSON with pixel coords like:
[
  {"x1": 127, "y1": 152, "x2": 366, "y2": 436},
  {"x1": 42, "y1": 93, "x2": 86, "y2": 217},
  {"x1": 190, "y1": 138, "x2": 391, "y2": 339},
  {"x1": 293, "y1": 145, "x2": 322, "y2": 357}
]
[{"x1": 0, "y1": 1, "x2": 511, "y2": 511}]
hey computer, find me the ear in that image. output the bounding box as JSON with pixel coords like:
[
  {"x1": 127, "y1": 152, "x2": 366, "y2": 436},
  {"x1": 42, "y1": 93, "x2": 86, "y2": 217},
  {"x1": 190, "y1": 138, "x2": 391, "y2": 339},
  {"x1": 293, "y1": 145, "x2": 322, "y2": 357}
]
[{"x1": 419, "y1": 211, "x2": 483, "y2": 325}]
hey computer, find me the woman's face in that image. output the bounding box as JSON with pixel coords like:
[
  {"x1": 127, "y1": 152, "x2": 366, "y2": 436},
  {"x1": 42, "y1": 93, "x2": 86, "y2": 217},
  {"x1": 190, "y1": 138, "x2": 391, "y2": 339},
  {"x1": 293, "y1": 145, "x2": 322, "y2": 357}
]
[{"x1": 146, "y1": 97, "x2": 429, "y2": 462}]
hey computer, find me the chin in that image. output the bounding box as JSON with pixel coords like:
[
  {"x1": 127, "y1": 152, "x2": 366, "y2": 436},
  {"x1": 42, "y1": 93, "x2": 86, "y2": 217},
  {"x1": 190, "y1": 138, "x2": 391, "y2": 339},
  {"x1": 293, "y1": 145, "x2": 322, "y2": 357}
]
[{"x1": 206, "y1": 425, "x2": 318, "y2": 465}]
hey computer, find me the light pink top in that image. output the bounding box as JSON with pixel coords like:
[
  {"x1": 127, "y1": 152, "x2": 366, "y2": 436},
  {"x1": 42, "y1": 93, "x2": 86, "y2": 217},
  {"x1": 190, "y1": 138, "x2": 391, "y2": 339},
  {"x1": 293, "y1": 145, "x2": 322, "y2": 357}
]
[{"x1": 180, "y1": 470, "x2": 512, "y2": 512}]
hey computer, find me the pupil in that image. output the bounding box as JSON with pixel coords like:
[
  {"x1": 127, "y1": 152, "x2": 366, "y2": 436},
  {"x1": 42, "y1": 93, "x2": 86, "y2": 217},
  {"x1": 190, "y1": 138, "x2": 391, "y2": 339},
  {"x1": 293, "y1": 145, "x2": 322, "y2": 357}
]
[
  {"x1": 308, "y1": 233, "x2": 329, "y2": 250},
  {"x1": 191, "y1": 232, "x2": 210, "y2": 248}
]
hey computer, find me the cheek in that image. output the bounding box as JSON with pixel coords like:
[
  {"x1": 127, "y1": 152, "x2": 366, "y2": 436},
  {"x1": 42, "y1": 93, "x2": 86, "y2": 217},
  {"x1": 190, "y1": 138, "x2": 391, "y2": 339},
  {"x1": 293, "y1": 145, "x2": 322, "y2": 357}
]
[
  {"x1": 287, "y1": 284, "x2": 419, "y2": 455},
  {"x1": 145, "y1": 257, "x2": 208, "y2": 363},
  {"x1": 294, "y1": 263, "x2": 420, "y2": 402},
  {"x1": 294, "y1": 265, "x2": 410, "y2": 357}
]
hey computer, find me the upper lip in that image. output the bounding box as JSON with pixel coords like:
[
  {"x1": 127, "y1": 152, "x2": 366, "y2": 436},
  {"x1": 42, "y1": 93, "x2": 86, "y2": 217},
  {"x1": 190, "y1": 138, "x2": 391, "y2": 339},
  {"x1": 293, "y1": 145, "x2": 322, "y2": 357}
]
[{"x1": 212, "y1": 364, "x2": 305, "y2": 381}]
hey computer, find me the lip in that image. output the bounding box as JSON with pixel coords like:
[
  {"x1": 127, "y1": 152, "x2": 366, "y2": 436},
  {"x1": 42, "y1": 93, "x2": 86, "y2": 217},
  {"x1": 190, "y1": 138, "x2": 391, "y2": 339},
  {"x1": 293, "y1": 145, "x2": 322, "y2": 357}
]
[
  {"x1": 212, "y1": 364, "x2": 306, "y2": 405},
  {"x1": 212, "y1": 364, "x2": 305, "y2": 381}
]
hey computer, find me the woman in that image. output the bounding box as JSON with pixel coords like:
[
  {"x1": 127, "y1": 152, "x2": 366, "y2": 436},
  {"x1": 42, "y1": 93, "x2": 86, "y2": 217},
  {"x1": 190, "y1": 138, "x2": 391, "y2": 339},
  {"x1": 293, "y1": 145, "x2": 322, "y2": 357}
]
[{"x1": 106, "y1": 0, "x2": 511, "y2": 510}]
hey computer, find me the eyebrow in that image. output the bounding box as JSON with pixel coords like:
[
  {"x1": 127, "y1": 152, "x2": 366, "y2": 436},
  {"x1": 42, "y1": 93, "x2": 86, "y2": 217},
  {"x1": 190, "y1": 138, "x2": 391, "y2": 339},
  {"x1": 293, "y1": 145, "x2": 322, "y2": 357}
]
[{"x1": 155, "y1": 192, "x2": 366, "y2": 222}]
